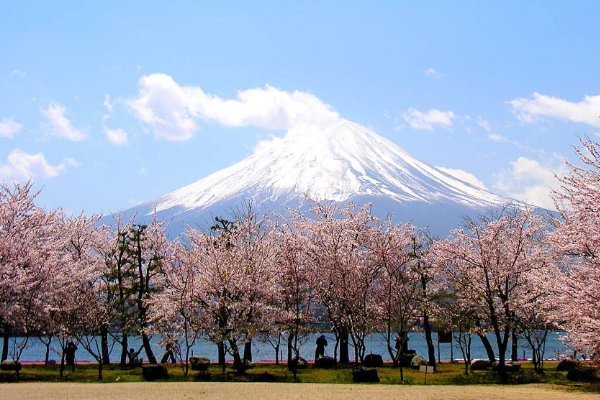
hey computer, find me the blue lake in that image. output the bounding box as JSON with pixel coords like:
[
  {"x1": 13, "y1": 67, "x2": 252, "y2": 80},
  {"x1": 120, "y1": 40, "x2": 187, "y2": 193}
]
[{"x1": 12, "y1": 331, "x2": 569, "y2": 363}]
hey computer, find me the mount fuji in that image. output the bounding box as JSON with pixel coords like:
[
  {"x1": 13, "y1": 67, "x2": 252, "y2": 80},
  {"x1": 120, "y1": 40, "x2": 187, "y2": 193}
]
[{"x1": 116, "y1": 119, "x2": 514, "y2": 236}]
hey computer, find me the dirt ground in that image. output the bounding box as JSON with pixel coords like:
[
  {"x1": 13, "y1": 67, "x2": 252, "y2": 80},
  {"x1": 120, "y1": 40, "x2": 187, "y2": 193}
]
[{"x1": 0, "y1": 382, "x2": 597, "y2": 400}]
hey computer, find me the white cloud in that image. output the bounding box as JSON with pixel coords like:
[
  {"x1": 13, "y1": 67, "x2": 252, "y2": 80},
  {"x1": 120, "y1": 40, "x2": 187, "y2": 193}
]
[
  {"x1": 138, "y1": 165, "x2": 148, "y2": 176},
  {"x1": 102, "y1": 94, "x2": 115, "y2": 121},
  {"x1": 476, "y1": 117, "x2": 492, "y2": 132},
  {"x1": 11, "y1": 69, "x2": 26, "y2": 77},
  {"x1": 509, "y1": 92, "x2": 600, "y2": 128},
  {"x1": 402, "y1": 108, "x2": 455, "y2": 131},
  {"x1": 128, "y1": 73, "x2": 341, "y2": 141},
  {"x1": 424, "y1": 67, "x2": 442, "y2": 78},
  {"x1": 103, "y1": 94, "x2": 114, "y2": 113},
  {"x1": 104, "y1": 127, "x2": 128, "y2": 146},
  {"x1": 488, "y1": 133, "x2": 509, "y2": 142},
  {"x1": 127, "y1": 198, "x2": 146, "y2": 206},
  {"x1": 436, "y1": 166, "x2": 487, "y2": 189},
  {"x1": 0, "y1": 149, "x2": 77, "y2": 181},
  {"x1": 493, "y1": 156, "x2": 564, "y2": 210},
  {"x1": 41, "y1": 103, "x2": 87, "y2": 141},
  {"x1": 0, "y1": 118, "x2": 22, "y2": 138}
]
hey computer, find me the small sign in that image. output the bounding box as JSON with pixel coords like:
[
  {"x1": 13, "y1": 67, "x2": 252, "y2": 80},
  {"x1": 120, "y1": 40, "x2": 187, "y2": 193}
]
[{"x1": 419, "y1": 365, "x2": 434, "y2": 373}]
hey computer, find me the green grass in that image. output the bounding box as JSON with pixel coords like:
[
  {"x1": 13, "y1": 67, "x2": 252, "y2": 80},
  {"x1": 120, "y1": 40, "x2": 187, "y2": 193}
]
[{"x1": 1, "y1": 360, "x2": 598, "y2": 394}]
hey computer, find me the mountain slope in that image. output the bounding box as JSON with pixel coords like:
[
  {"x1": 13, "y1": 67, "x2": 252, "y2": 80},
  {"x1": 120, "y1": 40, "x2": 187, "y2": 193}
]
[{"x1": 117, "y1": 119, "x2": 513, "y2": 235}]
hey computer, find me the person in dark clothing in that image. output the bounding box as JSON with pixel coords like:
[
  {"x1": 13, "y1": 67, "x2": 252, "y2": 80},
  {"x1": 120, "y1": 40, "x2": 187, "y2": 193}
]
[
  {"x1": 65, "y1": 341, "x2": 77, "y2": 371},
  {"x1": 128, "y1": 347, "x2": 142, "y2": 368},
  {"x1": 315, "y1": 335, "x2": 328, "y2": 360},
  {"x1": 160, "y1": 341, "x2": 177, "y2": 364}
]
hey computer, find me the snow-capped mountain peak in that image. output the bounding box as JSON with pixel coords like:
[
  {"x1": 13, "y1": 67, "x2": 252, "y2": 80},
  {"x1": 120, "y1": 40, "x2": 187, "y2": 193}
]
[{"x1": 153, "y1": 119, "x2": 505, "y2": 214}]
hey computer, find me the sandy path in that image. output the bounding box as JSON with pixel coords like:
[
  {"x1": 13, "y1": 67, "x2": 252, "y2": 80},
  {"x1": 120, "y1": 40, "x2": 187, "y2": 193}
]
[{"x1": 0, "y1": 382, "x2": 597, "y2": 400}]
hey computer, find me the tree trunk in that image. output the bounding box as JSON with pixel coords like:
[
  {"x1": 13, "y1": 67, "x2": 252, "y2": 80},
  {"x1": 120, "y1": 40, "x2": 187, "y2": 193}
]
[
  {"x1": 292, "y1": 331, "x2": 300, "y2": 380},
  {"x1": 44, "y1": 338, "x2": 51, "y2": 365},
  {"x1": 101, "y1": 328, "x2": 110, "y2": 365},
  {"x1": 421, "y1": 273, "x2": 436, "y2": 370},
  {"x1": 141, "y1": 332, "x2": 156, "y2": 364},
  {"x1": 60, "y1": 351, "x2": 65, "y2": 377},
  {"x1": 97, "y1": 360, "x2": 103, "y2": 380},
  {"x1": 399, "y1": 358, "x2": 405, "y2": 382},
  {"x1": 218, "y1": 342, "x2": 226, "y2": 372},
  {"x1": 478, "y1": 334, "x2": 496, "y2": 363},
  {"x1": 338, "y1": 328, "x2": 349, "y2": 364},
  {"x1": 511, "y1": 330, "x2": 518, "y2": 361},
  {"x1": 229, "y1": 340, "x2": 244, "y2": 375},
  {"x1": 243, "y1": 340, "x2": 252, "y2": 361},
  {"x1": 423, "y1": 314, "x2": 436, "y2": 370},
  {"x1": 497, "y1": 341, "x2": 508, "y2": 383},
  {"x1": 287, "y1": 335, "x2": 294, "y2": 365},
  {"x1": 333, "y1": 334, "x2": 339, "y2": 361},
  {"x1": 2, "y1": 323, "x2": 9, "y2": 362},
  {"x1": 120, "y1": 333, "x2": 129, "y2": 367}
]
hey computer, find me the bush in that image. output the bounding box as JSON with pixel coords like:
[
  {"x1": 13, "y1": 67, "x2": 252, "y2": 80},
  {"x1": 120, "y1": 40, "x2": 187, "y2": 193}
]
[
  {"x1": 567, "y1": 366, "x2": 599, "y2": 382},
  {"x1": 190, "y1": 356, "x2": 210, "y2": 371},
  {"x1": 470, "y1": 359, "x2": 492, "y2": 371},
  {"x1": 492, "y1": 361, "x2": 521, "y2": 373},
  {"x1": 506, "y1": 362, "x2": 521, "y2": 373},
  {"x1": 556, "y1": 359, "x2": 578, "y2": 372},
  {"x1": 0, "y1": 360, "x2": 21, "y2": 372},
  {"x1": 289, "y1": 357, "x2": 308, "y2": 370},
  {"x1": 254, "y1": 372, "x2": 279, "y2": 382},
  {"x1": 232, "y1": 358, "x2": 254, "y2": 372},
  {"x1": 363, "y1": 354, "x2": 383, "y2": 368},
  {"x1": 141, "y1": 364, "x2": 169, "y2": 381},
  {"x1": 352, "y1": 367, "x2": 380, "y2": 383},
  {"x1": 314, "y1": 356, "x2": 337, "y2": 369},
  {"x1": 194, "y1": 370, "x2": 212, "y2": 381}
]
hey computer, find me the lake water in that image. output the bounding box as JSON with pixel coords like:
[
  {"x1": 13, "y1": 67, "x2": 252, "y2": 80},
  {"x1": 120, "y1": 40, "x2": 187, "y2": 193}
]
[{"x1": 11, "y1": 331, "x2": 569, "y2": 363}]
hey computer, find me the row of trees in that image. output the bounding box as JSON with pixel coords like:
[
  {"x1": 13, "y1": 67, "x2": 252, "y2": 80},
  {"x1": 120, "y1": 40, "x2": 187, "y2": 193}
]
[{"x1": 1, "y1": 139, "x2": 600, "y2": 382}]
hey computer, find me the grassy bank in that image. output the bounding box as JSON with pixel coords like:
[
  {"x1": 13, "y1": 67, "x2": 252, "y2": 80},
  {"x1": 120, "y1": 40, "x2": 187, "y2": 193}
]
[{"x1": 1, "y1": 360, "x2": 598, "y2": 392}]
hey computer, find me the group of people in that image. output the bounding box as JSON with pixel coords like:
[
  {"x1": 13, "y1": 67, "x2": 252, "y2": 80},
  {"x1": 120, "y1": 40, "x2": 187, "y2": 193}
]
[
  {"x1": 64, "y1": 335, "x2": 408, "y2": 368},
  {"x1": 61, "y1": 340, "x2": 178, "y2": 369}
]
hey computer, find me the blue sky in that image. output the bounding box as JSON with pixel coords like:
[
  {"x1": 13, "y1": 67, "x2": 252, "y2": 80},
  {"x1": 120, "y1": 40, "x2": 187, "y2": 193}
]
[{"x1": 1, "y1": 1, "x2": 599, "y2": 213}]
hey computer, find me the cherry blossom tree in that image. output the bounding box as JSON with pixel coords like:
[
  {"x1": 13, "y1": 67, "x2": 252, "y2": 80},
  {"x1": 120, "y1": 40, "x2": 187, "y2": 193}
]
[
  {"x1": 410, "y1": 234, "x2": 438, "y2": 370},
  {"x1": 47, "y1": 212, "x2": 107, "y2": 377},
  {"x1": 68, "y1": 274, "x2": 113, "y2": 380},
  {"x1": 514, "y1": 278, "x2": 558, "y2": 373},
  {"x1": 269, "y1": 211, "x2": 317, "y2": 377},
  {"x1": 147, "y1": 241, "x2": 203, "y2": 376},
  {"x1": 185, "y1": 211, "x2": 276, "y2": 374},
  {"x1": 551, "y1": 137, "x2": 600, "y2": 364},
  {"x1": 371, "y1": 220, "x2": 421, "y2": 380},
  {"x1": 429, "y1": 208, "x2": 551, "y2": 381},
  {"x1": 0, "y1": 182, "x2": 67, "y2": 374},
  {"x1": 297, "y1": 202, "x2": 382, "y2": 364}
]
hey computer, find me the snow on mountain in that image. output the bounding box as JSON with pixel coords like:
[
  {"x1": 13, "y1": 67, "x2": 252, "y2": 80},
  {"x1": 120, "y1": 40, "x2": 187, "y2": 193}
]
[{"x1": 117, "y1": 119, "x2": 514, "y2": 236}]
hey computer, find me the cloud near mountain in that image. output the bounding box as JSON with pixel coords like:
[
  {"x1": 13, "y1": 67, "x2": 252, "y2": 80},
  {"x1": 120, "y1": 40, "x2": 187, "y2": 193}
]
[{"x1": 128, "y1": 73, "x2": 340, "y2": 141}]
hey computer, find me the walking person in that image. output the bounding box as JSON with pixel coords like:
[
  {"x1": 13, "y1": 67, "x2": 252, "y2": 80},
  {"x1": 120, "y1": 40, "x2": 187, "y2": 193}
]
[
  {"x1": 65, "y1": 340, "x2": 77, "y2": 371},
  {"x1": 160, "y1": 340, "x2": 177, "y2": 364}
]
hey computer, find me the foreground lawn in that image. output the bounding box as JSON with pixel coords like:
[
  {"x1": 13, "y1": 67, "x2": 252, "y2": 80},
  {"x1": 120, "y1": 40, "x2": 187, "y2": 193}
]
[{"x1": 0, "y1": 381, "x2": 599, "y2": 400}]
